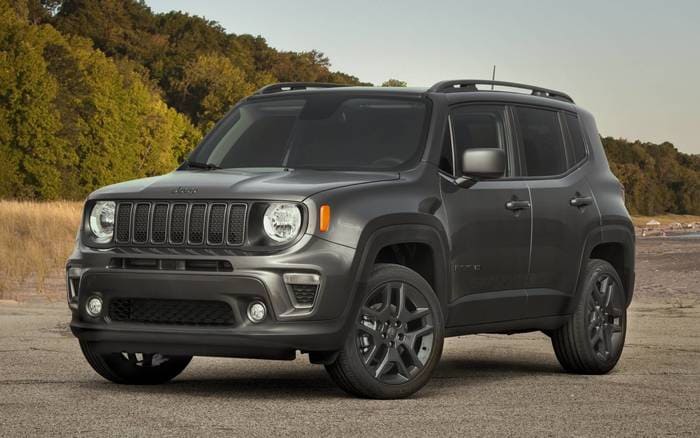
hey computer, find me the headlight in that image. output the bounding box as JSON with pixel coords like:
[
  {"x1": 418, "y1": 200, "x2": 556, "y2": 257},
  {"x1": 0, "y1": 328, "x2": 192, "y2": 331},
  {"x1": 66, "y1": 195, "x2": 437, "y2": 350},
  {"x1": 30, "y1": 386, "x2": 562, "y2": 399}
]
[
  {"x1": 263, "y1": 203, "x2": 302, "y2": 243},
  {"x1": 89, "y1": 201, "x2": 115, "y2": 243}
]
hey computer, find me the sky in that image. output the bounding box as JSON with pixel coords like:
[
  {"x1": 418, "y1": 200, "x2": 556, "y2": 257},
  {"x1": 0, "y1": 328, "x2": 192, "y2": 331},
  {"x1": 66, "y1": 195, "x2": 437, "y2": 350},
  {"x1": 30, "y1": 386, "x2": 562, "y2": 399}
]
[{"x1": 148, "y1": 0, "x2": 700, "y2": 154}]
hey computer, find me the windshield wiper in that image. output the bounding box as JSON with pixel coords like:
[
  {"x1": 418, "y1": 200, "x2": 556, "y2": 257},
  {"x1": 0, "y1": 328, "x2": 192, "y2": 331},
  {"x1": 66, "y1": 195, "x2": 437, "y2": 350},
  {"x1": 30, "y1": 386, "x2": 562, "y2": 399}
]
[{"x1": 184, "y1": 159, "x2": 221, "y2": 170}]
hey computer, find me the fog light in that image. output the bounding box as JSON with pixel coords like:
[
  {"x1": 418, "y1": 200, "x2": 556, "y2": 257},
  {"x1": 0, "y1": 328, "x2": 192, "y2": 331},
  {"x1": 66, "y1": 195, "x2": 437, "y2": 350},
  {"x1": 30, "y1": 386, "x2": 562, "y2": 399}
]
[
  {"x1": 86, "y1": 296, "x2": 103, "y2": 317},
  {"x1": 247, "y1": 301, "x2": 266, "y2": 323}
]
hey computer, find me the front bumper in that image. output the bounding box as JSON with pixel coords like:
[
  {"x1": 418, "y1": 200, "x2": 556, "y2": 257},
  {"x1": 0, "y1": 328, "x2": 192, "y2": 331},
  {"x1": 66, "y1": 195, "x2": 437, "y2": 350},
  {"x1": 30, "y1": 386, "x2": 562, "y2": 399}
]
[{"x1": 67, "y1": 234, "x2": 360, "y2": 359}]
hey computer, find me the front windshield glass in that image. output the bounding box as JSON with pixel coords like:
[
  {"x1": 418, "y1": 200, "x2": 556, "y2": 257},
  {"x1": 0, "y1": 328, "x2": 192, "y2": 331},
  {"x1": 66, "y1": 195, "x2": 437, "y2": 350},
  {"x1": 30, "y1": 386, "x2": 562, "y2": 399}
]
[{"x1": 188, "y1": 95, "x2": 429, "y2": 171}]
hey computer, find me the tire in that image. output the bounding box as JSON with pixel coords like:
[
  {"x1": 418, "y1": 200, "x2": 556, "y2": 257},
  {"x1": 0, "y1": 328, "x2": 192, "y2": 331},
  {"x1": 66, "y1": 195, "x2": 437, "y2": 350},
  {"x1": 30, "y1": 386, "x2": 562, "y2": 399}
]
[
  {"x1": 325, "y1": 263, "x2": 444, "y2": 399},
  {"x1": 551, "y1": 259, "x2": 627, "y2": 374},
  {"x1": 80, "y1": 341, "x2": 192, "y2": 384}
]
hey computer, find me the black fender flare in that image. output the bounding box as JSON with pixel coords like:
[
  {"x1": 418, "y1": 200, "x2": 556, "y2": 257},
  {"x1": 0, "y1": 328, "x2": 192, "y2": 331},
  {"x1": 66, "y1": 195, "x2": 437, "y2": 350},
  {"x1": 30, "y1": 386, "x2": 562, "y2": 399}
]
[
  {"x1": 354, "y1": 214, "x2": 450, "y2": 311},
  {"x1": 569, "y1": 224, "x2": 635, "y2": 313},
  {"x1": 599, "y1": 224, "x2": 636, "y2": 306},
  {"x1": 333, "y1": 214, "x2": 451, "y2": 345}
]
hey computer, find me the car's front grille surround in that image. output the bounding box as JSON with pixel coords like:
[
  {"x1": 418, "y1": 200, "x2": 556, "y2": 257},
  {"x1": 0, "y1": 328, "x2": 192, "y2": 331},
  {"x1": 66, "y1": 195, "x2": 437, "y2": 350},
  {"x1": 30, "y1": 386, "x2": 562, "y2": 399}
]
[{"x1": 114, "y1": 201, "x2": 248, "y2": 247}]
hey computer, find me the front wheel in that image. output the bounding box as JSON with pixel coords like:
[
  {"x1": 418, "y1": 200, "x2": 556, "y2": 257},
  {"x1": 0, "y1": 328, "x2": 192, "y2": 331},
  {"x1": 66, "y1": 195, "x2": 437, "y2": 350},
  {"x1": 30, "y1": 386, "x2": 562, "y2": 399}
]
[
  {"x1": 551, "y1": 259, "x2": 627, "y2": 374},
  {"x1": 325, "y1": 263, "x2": 444, "y2": 399},
  {"x1": 80, "y1": 341, "x2": 192, "y2": 384}
]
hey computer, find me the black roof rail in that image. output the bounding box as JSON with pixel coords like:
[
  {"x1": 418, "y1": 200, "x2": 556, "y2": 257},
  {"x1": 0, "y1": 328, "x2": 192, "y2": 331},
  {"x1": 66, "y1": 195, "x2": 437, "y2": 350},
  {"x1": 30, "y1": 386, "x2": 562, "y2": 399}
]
[
  {"x1": 254, "y1": 82, "x2": 350, "y2": 95},
  {"x1": 427, "y1": 79, "x2": 574, "y2": 103}
]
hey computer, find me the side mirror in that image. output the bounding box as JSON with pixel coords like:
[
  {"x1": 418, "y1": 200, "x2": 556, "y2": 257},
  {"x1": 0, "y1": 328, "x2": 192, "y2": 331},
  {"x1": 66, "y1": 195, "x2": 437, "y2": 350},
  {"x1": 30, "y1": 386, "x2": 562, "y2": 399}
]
[{"x1": 455, "y1": 148, "x2": 506, "y2": 187}]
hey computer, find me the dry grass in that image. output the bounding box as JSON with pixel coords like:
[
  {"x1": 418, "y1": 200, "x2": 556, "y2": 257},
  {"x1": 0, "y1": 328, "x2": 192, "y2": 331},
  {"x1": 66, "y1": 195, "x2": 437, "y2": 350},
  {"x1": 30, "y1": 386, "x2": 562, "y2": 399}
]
[{"x1": 0, "y1": 200, "x2": 82, "y2": 299}]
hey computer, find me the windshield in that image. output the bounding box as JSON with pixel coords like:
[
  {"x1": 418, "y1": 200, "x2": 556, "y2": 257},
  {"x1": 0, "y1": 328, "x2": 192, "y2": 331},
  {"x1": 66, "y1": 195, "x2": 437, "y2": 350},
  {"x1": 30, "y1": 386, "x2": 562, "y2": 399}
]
[{"x1": 187, "y1": 95, "x2": 429, "y2": 171}]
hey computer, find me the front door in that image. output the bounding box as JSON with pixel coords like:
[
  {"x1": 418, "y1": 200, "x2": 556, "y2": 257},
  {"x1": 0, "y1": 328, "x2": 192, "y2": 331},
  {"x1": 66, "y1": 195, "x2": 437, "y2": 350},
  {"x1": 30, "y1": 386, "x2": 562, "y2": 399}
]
[{"x1": 441, "y1": 104, "x2": 531, "y2": 327}]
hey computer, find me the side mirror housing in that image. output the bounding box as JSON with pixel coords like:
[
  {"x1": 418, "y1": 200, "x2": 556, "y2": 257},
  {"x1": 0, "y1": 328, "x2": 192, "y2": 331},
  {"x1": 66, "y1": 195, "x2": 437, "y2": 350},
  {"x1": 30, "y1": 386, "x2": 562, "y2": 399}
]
[{"x1": 455, "y1": 148, "x2": 506, "y2": 187}]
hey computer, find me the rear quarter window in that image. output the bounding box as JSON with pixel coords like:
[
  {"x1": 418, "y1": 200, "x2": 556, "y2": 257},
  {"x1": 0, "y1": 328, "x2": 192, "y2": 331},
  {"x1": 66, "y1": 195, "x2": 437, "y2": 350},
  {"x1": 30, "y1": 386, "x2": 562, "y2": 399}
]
[{"x1": 565, "y1": 113, "x2": 588, "y2": 164}]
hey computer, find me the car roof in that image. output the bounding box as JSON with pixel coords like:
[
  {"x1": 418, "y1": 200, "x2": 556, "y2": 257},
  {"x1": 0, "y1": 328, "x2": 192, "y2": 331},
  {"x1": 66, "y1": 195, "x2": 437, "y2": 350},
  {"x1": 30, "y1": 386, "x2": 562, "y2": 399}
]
[{"x1": 247, "y1": 83, "x2": 581, "y2": 112}]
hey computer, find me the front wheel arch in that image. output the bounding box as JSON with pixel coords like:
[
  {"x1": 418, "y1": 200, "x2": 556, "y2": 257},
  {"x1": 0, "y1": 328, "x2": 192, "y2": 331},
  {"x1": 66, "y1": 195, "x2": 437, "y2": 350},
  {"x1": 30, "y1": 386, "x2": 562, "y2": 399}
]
[{"x1": 352, "y1": 221, "x2": 451, "y2": 317}]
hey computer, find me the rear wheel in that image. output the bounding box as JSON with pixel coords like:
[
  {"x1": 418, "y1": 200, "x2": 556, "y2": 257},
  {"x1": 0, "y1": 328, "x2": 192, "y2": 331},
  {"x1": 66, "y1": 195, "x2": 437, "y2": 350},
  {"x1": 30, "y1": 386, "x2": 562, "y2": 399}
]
[
  {"x1": 325, "y1": 263, "x2": 444, "y2": 399},
  {"x1": 551, "y1": 259, "x2": 627, "y2": 374},
  {"x1": 80, "y1": 341, "x2": 192, "y2": 384}
]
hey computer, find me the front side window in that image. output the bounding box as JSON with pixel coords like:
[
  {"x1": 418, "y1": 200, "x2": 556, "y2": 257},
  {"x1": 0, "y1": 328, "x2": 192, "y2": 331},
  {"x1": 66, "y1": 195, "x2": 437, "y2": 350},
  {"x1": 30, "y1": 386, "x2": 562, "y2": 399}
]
[
  {"x1": 516, "y1": 107, "x2": 567, "y2": 177},
  {"x1": 188, "y1": 96, "x2": 429, "y2": 171},
  {"x1": 451, "y1": 106, "x2": 506, "y2": 154},
  {"x1": 446, "y1": 105, "x2": 507, "y2": 177}
]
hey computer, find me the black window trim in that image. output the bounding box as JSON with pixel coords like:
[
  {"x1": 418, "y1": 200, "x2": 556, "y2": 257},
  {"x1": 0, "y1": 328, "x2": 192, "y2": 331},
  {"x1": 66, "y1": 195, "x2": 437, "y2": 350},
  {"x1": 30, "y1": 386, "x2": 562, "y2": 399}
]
[
  {"x1": 435, "y1": 116, "x2": 457, "y2": 177},
  {"x1": 509, "y1": 103, "x2": 590, "y2": 181},
  {"x1": 438, "y1": 102, "x2": 517, "y2": 181}
]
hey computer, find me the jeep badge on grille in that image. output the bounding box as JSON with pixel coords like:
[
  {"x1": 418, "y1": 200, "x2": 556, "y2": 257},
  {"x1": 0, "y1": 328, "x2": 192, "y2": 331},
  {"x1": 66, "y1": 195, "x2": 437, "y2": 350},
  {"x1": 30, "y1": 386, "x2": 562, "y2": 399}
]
[{"x1": 172, "y1": 186, "x2": 198, "y2": 194}]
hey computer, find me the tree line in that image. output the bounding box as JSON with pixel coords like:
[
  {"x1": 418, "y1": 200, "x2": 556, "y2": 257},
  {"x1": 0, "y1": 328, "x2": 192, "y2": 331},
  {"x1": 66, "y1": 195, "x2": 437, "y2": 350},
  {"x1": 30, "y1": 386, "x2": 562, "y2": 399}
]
[
  {"x1": 1, "y1": 0, "x2": 698, "y2": 215},
  {"x1": 602, "y1": 137, "x2": 699, "y2": 215}
]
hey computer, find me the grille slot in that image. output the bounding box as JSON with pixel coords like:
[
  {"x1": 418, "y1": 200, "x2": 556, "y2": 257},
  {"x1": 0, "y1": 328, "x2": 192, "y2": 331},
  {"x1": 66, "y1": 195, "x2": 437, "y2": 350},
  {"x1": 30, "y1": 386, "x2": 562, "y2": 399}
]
[
  {"x1": 151, "y1": 204, "x2": 169, "y2": 243},
  {"x1": 133, "y1": 204, "x2": 151, "y2": 243},
  {"x1": 188, "y1": 204, "x2": 206, "y2": 244},
  {"x1": 114, "y1": 201, "x2": 246, "y2": 247},
  {"x1": 291, "y1": 284, "x2": 318, "y2": 306},
  {"x1": 228, "y1": 204, "x2": 247, "y2": 245},
  {"x1": 115, "y1": 203, "x2": 132, "y2": 243},
  {"x1": 109, "y1": 298, "x2": 235, "y2": 326},
  {"x1": 170, "y1": 204, "x2": 187, "y2": 244},
  {"x1": 207, "y1": 204, "x2": 226, "y2": 245}
]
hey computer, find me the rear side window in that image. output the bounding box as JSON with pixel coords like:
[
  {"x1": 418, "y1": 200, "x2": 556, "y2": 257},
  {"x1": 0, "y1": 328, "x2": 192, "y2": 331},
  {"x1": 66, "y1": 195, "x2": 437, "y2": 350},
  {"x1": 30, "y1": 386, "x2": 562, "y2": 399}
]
[
  {"x1": 516, "y1": 107, "x2": 567, "y2": 176},
  {"x1": 565, "y1": 113, "x2": 587, "y2": 164}
]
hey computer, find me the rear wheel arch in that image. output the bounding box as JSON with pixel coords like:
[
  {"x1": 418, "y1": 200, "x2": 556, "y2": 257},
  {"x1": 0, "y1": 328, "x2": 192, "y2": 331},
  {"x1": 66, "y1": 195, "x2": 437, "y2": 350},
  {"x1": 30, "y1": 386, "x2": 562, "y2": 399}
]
[
  {"x1": 585, "y1": 226, "x2": 635, "y2": 306},
  {"x1": 567, "y1": 226, "x2": 634, "y2": 315}
]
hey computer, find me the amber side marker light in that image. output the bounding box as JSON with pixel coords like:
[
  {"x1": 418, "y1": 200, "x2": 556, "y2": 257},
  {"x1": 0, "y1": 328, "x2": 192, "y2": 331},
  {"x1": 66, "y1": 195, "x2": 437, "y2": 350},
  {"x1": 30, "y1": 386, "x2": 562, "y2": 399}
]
[{"x1": 319, "y1": 205, "x2": 331, "y2": 232}]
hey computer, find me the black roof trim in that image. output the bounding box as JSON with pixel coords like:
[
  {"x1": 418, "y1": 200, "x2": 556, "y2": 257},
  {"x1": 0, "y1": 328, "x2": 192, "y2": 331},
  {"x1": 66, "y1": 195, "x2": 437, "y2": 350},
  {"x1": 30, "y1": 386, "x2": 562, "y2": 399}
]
[
  {"x1": 427, "y1": 79, "x2": 574, "y2": 103},
  {"x1": 253, "y1": 82, "x2": 350, "y2": 95}
]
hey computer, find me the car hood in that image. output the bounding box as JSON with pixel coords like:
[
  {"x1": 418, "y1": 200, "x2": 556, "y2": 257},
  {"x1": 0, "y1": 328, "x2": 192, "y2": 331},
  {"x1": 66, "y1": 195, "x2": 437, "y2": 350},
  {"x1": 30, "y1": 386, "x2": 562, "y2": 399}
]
[{"x1": 89, "y1": 168, "x2": 399, "y2": 201}]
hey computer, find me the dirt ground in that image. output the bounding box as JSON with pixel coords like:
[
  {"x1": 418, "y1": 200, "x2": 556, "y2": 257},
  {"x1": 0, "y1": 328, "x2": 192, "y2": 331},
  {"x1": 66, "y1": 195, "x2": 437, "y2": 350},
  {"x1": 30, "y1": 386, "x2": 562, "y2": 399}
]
[{"x1": 0, "y1": 237, "x2": 698, "y2": 436}]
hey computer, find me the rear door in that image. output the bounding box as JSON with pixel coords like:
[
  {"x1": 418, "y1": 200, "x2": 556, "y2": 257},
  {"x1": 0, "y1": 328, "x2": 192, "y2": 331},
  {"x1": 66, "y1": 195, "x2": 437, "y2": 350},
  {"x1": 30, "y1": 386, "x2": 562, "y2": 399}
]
[
  {"x1": 440, "y1": 104, "x2": 530, "y2": 327},
  {"x1": 513, "y1": 106, "x2": 600, "y2": 318}
]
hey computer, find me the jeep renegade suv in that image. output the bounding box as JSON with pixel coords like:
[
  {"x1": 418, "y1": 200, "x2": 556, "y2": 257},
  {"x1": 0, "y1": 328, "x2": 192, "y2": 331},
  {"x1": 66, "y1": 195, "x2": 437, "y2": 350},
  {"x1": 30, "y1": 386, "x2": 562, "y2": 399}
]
[{"x1": 67, "y1": 80, "x2": 635, "y2": 399}]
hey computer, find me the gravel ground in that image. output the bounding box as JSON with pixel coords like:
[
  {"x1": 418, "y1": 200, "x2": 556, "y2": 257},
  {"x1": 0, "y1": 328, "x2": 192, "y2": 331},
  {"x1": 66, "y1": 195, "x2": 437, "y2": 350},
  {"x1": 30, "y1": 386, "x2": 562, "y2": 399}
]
[{"x1": 0, "y1": 238, "x2": 698, "y2": 437}]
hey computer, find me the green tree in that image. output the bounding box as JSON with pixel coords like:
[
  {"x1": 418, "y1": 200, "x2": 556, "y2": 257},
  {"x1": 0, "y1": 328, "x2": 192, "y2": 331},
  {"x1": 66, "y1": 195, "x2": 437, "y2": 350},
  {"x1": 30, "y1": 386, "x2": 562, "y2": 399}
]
[
  {"x1": 381, "y1": 79, "x2": 407, "y2": 87},
  {"x1": 173, "y1": 53, "x2": 255, "y2": 130},
  {"x1": 49, "y1": 1, "x2": 370, "y2": 122},
  {"x1": 0, "y1": 0, "x2": 200, "y2": 199},
  {"x1": 603, "y1": 137, "x2": 700, "y2": 215},
  {"x1": 0, "y1": 3, "x2": 72, "y2": 199}
]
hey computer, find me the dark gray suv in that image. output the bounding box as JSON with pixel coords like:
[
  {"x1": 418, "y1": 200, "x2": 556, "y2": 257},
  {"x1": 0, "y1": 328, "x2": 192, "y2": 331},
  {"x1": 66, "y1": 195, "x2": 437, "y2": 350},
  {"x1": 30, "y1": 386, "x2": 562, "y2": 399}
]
[{"x1": 67, "y1": 80, "x2": 635, "y2": 398}]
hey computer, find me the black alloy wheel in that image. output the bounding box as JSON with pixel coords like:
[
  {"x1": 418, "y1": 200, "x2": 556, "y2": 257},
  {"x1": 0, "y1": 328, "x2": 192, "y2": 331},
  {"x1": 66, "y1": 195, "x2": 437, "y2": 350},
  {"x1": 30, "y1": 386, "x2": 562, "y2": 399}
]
[
  {"x1": 587, "y1": 273, "x2": 625, "y2": 361},
  {"x1": 552, "y1": 259, "x2": 627, "y2": 374},
  {"x1": 325, "y1": 263, "x2": 444, "y2": 399},
  {"x1": 356, "y1": 280, "x2": 435, "y2": 384}
]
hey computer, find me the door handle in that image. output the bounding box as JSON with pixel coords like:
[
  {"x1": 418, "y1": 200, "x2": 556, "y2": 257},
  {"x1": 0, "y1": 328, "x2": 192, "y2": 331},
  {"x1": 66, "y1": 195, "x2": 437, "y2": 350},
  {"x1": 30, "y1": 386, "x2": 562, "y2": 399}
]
[
  {"x1": 569, "y1": 196, "x2": 593, "y2": 207},
  {"x1": 505, "y1": 200, "x2": 531, "y2": 211}
]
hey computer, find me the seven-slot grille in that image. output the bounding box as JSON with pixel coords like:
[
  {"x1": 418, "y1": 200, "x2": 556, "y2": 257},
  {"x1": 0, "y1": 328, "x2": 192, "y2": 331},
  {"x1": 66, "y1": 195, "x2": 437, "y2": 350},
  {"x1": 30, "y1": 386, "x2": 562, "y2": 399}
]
[{"x1": 114, "y1": 201, "x2": 247, "y2": 247}]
